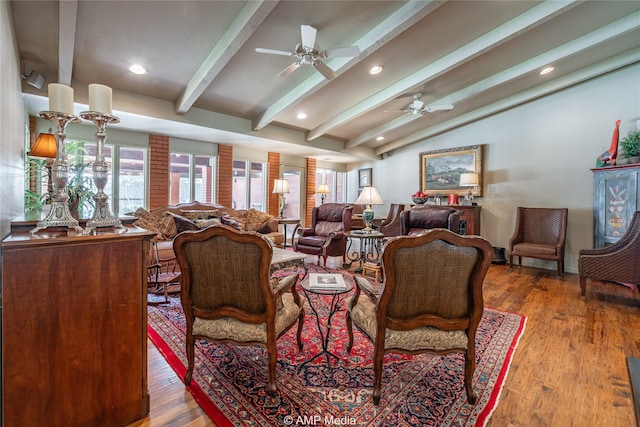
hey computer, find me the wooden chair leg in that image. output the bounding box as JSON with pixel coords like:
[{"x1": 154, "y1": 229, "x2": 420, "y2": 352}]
[
  {"x1": 465, "y1": 348, "x2": 477, "y2": 405},
  {"x1": 184, "y1": 335, "x2": 195, "y2": 385},
  {"x1": 346, "y1": 311, "x2": 354, "y2": 352},
  {"x1": 580, "y1": 276, "x2": 587, "y2": 297}
]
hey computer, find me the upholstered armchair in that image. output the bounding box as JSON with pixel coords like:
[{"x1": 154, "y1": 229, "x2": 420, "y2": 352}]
[
  {"x1": 378, "y1": 203, "x2": 405, "y2": 237},
  {"x1": 508, "y1": 207, "x2": 568, "y2": 276},
  {"x1": 350, "y1": 204, "x2": 366, "y2": 230},
  {"x1": 293, "y1": 203, "x2": 352, "y2": 266},
  {"x1": 400, "y1": 205, "x2": 460, "y2": 235},
  {"x1": 346, "y1": 229, "x2": 493, "y2": 405},
  {"x1": 173, "y1": 224, "x2": 305, "y2": 394},
  {"x1": 579, "y1": 210, "x2": 640, "y2": 298}
]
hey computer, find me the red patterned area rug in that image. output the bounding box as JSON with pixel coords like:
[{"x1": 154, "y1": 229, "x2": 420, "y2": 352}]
[{"x1": 148, "y1": 265, "x2": 526, "y2": 426}]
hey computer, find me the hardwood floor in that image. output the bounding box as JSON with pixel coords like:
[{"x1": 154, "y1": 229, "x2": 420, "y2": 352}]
[{"x1": 129, "y1": 257, "x2": 640, "y2": 427}]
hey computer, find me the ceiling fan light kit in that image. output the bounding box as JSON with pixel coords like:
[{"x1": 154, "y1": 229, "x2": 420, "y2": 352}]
[{"x1": 256, "y1": 24, "x2": 359, "y2": 80}]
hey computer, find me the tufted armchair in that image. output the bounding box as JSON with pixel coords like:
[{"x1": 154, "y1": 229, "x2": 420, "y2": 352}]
[
  {"x1": 293, "y1": 203, "x2": 352, "y2": 266},
  {"x1": 346, "y1": 229, "x2": 493, "y2": 405},
  {"x1": 579, "y1": 210, "x2": 640, "y2": 298},
  {"x1": 173, "y1": 224, "x2": 305, "y2": 394},
  {"x1": 509, "y1": 207, "x2": 568, "y2": 276},
  {"x1": 400, "y1": 205, "x2": 460, "y2": 235}
]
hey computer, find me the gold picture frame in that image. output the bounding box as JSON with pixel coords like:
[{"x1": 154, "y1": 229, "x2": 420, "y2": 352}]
[{"x1": 419, "y1": 145, "x2": 483, "y2": 196}]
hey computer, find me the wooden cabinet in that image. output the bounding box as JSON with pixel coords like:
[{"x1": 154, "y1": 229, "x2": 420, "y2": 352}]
[
  {"x1": 592, "y1": 164, "x2": 640, "y2": 247},
  {"x1": 454, "y1": 205, "x2": 482, "y2": 235},
  {"x1": 1, "y1": 226, "x2": 154, "y2": 427}
]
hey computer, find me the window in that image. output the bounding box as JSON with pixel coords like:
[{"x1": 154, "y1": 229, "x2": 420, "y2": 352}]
[
  {"x1": 232, "y1": 160, "x2": 265, "y2": 211},
  {"x1": 170, "y1": 152, "x2": 217, "y2": 205},
  {"x1": 118, "y1": 147, "x2": 146, "y2": 215},
  {"x1": 315, "y1": 169, "x2": 347, "y2": 205}
]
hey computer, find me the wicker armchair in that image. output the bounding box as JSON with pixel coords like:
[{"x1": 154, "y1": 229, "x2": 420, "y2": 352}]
[
  {"x1": 508, "y1": 207, "x2": 568, "y2": 276},
  {"x1": 579, "y1": 210, "x2": 640, "y2": 298},
  {"x1": 346, "y1": 229, "x2": 493, "y2": 405},
  {"x1": 173, "y1": 224, "x2": 305, "y2": 394}
]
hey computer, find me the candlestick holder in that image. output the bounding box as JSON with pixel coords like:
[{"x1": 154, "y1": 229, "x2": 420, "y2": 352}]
[
  {"x1": 31, "y1": 111, "x2": 84, "y2": 234},
  {"x1": 79, "y1": 111, "x2": 123, "y2": 234}
]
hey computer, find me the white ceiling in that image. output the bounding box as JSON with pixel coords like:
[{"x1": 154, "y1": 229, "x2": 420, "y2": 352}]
[{"x1": 12, "y1": 0, "x2": 640, "y2": 164}]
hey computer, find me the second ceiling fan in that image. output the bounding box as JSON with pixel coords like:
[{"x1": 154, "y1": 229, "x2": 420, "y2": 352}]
[
  {"x1": 386, "y1": 93, "x2": 454, "y2": 117},
  {"x1": 255, "y1": 25, "x2": 360, "y2": 80}
]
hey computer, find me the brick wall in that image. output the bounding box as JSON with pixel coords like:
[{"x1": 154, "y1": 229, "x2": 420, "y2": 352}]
[
  {"x1": 305, "y1": 158, "x2": 316, "y2": 225},
  {"x1": 148, "y1": 134, "x2": 170, "y2": 209},
  {"x1": 217, "y1": 145, "x2": 233, "y2": 207},
  {"x1": 267, "y1": 152, "x2": 280, "y2": 217}
]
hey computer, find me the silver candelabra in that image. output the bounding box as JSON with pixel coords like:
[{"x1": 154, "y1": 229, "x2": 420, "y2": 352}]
[
  {"x1": 80, "y1": 111, "x2": 123, "y2": 234},
  {"x1": 31, "y1": 111, "x2": 84, "y2": 234}
]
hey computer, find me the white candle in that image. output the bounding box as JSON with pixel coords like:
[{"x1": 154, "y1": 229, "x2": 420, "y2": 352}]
[
  {"x1": 88, "y1": 84, "x2": 112, "y2": 115},
  {"x1": 48, "y1": 83, "x2": 74, "y2": 115}
]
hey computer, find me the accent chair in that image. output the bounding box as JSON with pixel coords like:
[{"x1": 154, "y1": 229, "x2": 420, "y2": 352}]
[
  {"x1": 508, "y1": 207, "x2": 568, "y2": 276},
  {"x1": 173, "y1": 224, "x2": 305, "y2": 394},
  {"x1": 400, "y1": 205, "x2": 460, "y2": 235},
  {"x1": 293, "y1": 203, "x2": 352, "y2": 266},
  {"x1": 346, "y1": 229, "x2": 493, "y2": 405}
]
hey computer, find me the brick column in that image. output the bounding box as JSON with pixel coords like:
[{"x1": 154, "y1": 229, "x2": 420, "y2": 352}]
[
  {"x1": 148, "y1": 134, "x2": 170, "y2": 209},
  {"x1": 267, "y1": 152, "x2": 280, "y2": 217},
  {"x1": 217, "y1": 145, "x2": 233, "y2": 207},
  {"x1": 305, "y1": 158, "x2": 317, "y2": 225}
]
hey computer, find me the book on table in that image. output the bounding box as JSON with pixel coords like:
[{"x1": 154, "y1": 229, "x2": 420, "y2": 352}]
[{"x1": 308, "y1": 273, "x2": 347, "y2": 291}]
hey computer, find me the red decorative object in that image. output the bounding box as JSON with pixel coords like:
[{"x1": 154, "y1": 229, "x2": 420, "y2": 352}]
[{"x1": 597, "y1": 119, "x2": 621, "y2": 167}]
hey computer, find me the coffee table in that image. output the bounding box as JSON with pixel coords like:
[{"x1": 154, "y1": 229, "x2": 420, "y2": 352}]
[
  {"x1": 299, "y1": 274, "x2": 354, "y2": 369},
  {"x1": 271, "y1": 247, "x2": 308, "y2": 278}
]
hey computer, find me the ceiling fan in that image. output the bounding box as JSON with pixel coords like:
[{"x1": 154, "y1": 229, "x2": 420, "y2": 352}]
[
  {"x1": 386, "y1": 93, "x2": 454, "y2": 116},
  {"x1": 255, "y1": 25, "x2": 360, "y2": 80}
]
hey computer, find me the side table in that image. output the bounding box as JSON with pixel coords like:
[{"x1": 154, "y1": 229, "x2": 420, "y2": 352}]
[
  {"x1": 277, "y1": 218, "x2": 300, "y2": 248},
  {"x1": 344, "y1": 230, "x2": 384, "y2": 273},
  {"x1": 300, "y1": 275, "x2": 354, "y2": 369}
]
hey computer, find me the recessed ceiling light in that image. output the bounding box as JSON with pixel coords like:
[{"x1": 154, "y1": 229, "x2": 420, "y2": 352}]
[
  {"x1": 540, "y1": 66, "x2": 554, "y2": 75},
  {"x1": 129, "y1": 64, "x2": 147, "y2": 75},
  {"x1": 369, "y1": 65, "x2": 383, "y2": 75},
  {"x1": 376, "y1": 135, "x2": 385, "y2": 141},
  {"x1": 296, "y1": 112, "x2": 307, "y2": 120}
]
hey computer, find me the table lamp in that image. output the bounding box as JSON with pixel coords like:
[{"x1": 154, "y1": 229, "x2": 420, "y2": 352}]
[
  {"x1": 317, "y1": 184, "x2": 330, "y2": 204},
  {"x1": 459, "y1": 173, "x2": 479, "y2": 205},
  {"x1": 273, "y1": 179, "x2": 290, "y2": 218},
  {"x1": 29, "y1": 129, "x2": 57, "y2": 201},
  {"x1": 355, "y1": 186, "x2": 384, "y2": 232}
]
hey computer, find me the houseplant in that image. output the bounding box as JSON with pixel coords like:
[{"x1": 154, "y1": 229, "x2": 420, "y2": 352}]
[{"x1": 619, "y1": 130, "x2": 640, "y2": 164}]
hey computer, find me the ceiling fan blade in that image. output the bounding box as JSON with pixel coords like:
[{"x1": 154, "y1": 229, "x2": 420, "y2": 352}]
[
  {"x1": 278, "y1": 62, "x2": 301, "y2": 78},
  {"x1": 301, "y1": 25, "x2": 317, "y2": 49},
  {"x1": 312, "y1": 60, "x2": 337, "y2": 80},
  {"x1": 425, "y1": 104, "x2": 454, "y2": 113},
  {"x1": 323, "y1": 45, "x2": 360, "y2": 58},
  {"x1": 255, "y1": 48, "x2": 292, "y2": 56}
]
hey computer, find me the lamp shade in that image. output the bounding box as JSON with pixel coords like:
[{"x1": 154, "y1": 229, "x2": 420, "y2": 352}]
[
  {"x1": 355, "y1": 186, "x2": 384, "y2": 205},
  {"x1": 29, "y1": 132, "x2": 57, "y2": 158},
  {"x1": 459, "y1": 173, "x2": 479, "y2": 186},
  {"x1": 317, "y1": 184, "x2": 330, "y2": 194},
  {"x1": 272, "y1": 179, "x2": 290, "y2": 194}
]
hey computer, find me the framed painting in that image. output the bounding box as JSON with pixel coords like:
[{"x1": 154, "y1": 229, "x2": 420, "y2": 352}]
[
  {"x1": 419, "y1": 145, "x2": 483, "y2": 196},
  {"x1": 358, "y1": 168, "x2": 372, "y2": 190}
]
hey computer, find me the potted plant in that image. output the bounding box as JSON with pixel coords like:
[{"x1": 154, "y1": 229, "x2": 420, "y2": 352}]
[{"x1": 619, "y1": 130, "x2": 640, "y2": 164}]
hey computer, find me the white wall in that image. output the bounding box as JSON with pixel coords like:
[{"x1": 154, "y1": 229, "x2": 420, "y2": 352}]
[
  {"x1": 360, "y1": 63, "x2": 640, "y2": 274},
  {"x1": 0, "y1": 1, "x2": 26, "y2": 240}
]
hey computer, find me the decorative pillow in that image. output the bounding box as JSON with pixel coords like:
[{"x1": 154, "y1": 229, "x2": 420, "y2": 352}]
[
  {"x1": 221, "y1": 215, "x2": 243, "y2": 230},
  {"x1": 195, "y1": 218, "x2": 221, "y2": 229},
  {"x1": 168, "y1": 212, "x2": 200, "y2": 233},
  {"x1": 159, "y1": 212, "x2": 178, "y2": 239},
  {"x1": 132, "y1": 208, "x2": 164, "y2": 239},
  {"x1": 245, "y1": 209, "x2": 273, "y2": 233}
]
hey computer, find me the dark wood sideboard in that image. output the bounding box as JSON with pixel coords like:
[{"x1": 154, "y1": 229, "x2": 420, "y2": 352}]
[
  {"x1": 454, "y1": 205, "x2": 481, "y2": 235},
  {"x1": 1, "y1": 225, "x2": 154, "y2": 426}
]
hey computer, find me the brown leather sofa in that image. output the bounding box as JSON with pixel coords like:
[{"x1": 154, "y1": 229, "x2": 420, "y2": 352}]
[{"x1": 400, "y1": 205, "x2": 460, "y2": 235}]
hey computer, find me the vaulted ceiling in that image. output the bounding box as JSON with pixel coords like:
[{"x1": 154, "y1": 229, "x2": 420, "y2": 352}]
[{"x1": 12, "y1": 0, "x2": 640, "y2": 163}]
